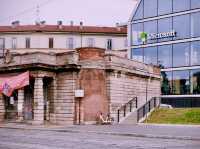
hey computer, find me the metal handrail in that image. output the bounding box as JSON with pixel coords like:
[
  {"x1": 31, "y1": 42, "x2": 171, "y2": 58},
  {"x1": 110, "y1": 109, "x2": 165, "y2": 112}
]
[
  {"x1": 137, "y1": 97, "x2": 160, "y2": 122},
  {"x1": 117, "y1": 97, "x2": 138, "y2": 123}
]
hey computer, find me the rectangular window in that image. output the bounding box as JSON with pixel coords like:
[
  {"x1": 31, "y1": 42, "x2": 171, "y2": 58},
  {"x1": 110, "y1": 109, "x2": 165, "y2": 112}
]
[
  {"x1": 131, "y1": 48, "x2": 143, "y2": 62},
  {"x1": 191, "y1": 12, "x2": 200, "y2": 38},
  {"x1": 107, "y1": 39, "x2": 112, "y2": 50},
  {"x1": 191, "y1": 0, "x2": 200, "y2": 9},
  {"x1": 173, "y1": 0, "x2": 190, "y2": 13},
  {"x1": 25, "y1": 37, "x2": 30, "y2": 48},
  {"x1": 144, "y1": 0, "x2": 157, "y2": 18},
  {"x1": 144, "y1": 20, "x2": 157, "y2": 44},
  {"x1": 0, "y1": 38, "x2": 5, "y2": 57},
  {"x1": 124, "y1": 39, "x2": 128, "y2": 47},
  {"x1": 191, "y1": 41, "x2": 200, "y2": 66},
  {"x1": 68, "y1": 37, "x2": 74, "y2": 49},
  {"x1": 158, "y1": 45, "x2": 172, "y2": 68},
  {"x1": 173, "y1": 14, "x2": 190, "y2": 40},
  {"x1": 132, "y1": 23, "x2": 143, "y2": 46},
  {"x1": 190, "y1": 69, "x2": 200, "y2": 94},
  {"x1": 161, "y1": 71, "x2": 172, "y2": 95},
  {"x1": 172, "y1": 70, "x2": 190, "y2": 95},
  {"x1": 12, "y1": 37, "x2": 17, "y2": 49},
  {"x1": 158, "y1": 0, "x2": 172, "y2": 15},
  {"x1": 87, "y1": 38, "x2": 95, "y2": 47},
  {"x1": 144, "y1": 46, "x2": 157, "y2": 65},
  {"x1": 49, "y1": 38, "x2": 54, "y2": 48},
  {"x1": 158, "y1": 17, "x2": 173, "y2": 42},
  {"x1": 173, "y1": 42, "x2": 190, "y2": 67}
]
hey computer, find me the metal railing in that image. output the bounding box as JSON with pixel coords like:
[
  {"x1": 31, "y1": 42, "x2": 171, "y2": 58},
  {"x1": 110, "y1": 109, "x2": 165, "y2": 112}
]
[
  {"x1": 117, "y1": 97, "x2": 138, "y2": 123},
  {"x1": 137, "y1": 97, "x2": 160, "y2": 122}
]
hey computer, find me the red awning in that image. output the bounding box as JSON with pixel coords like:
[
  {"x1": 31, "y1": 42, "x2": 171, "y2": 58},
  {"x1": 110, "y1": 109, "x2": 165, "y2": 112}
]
[{"x1": 0, "y1": 71, "x2": 29, "y2": 97}]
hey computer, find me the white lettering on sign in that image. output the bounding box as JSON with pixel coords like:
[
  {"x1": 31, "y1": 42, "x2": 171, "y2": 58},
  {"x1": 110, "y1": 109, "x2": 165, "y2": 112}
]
[{"x1": 148, "y1": 30, "x2": 176, "y2": 40}]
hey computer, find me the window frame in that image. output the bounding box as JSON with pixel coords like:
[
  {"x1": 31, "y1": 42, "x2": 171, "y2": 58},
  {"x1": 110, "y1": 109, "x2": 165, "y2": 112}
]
[{"x1": 49, "y1": 37, "x2": 54, "y2": 49}]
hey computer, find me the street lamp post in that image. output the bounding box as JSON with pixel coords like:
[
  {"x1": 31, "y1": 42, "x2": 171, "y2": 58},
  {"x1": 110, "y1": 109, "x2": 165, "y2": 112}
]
[{"x1": 145, "y1": 71, "x2": 151, "y2": 123}]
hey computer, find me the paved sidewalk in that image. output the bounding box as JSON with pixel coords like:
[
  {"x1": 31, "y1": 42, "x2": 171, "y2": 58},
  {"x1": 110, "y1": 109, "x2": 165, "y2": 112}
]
[{"x1": 0, "y1": 122, "x2": 200, "y2": 141}]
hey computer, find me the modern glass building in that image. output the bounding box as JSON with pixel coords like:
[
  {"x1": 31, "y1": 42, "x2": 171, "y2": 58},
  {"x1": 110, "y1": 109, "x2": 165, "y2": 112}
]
[{"x1": 128, "y1": 0, "x2": 200, "y2": 107}]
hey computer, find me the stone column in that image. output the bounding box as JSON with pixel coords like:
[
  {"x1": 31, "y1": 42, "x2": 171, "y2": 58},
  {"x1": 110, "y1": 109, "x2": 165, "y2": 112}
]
[
  {"x1": 33, "y1": 77, "x2": 44, "y2": 125},
  {"x1": 17, "y1": 89, "x2": 24, "y2": 121},
  {"x1": 0, "y1": 94, "x2": 5, "y2": 122}
]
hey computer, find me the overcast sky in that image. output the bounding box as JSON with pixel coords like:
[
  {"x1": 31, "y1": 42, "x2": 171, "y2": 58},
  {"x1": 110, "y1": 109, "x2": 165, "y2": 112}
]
[{"x1": 0, "y1": 0, "x2": 137, "y2": 26}]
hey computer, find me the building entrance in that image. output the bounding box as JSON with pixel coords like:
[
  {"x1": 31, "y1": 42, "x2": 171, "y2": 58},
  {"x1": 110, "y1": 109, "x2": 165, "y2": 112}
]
[{"x1": 4, "y1": 92, "x2": 18, "y2": 121}]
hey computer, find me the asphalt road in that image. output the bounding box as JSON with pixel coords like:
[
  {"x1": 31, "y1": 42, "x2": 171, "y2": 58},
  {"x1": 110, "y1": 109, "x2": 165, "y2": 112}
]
[{"x1": 0, "y1": 128, "x2": 200, "y2": 149}]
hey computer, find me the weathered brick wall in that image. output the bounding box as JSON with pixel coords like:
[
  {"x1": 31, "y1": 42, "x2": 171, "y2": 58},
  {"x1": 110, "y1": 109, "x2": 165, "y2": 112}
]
[
  {"x1": 55, "y1": 72, "x2": 76, "y2": 125},
  {"x1": 79, "y1": 69, "x2": 108, "y2": 123}
]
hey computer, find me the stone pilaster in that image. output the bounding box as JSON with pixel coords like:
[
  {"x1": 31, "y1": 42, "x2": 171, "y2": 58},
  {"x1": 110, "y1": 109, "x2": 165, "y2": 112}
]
[
  {"x1": 49, "y1": 77, "x2": 57, "y2": 124},
  {"x1": 33, "y1": 77, "x2": 44, "y2": 125},
  {"x1": 17, "y1": 89, "x2": 24, "y2": 121},
  {"x1": 0, "y1": 94, "x2": 5, "y2": 122}
]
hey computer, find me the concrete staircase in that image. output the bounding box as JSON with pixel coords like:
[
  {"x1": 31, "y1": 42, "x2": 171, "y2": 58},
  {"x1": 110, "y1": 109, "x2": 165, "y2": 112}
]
[{"x1": 117, "y1": 97, "x2": 161, "y2": 124}]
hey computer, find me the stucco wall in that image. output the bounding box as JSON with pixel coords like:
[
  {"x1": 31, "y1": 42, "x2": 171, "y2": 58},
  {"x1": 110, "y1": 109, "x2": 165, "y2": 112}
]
[{"x1": 0, "y1": 33, "x2": 127, "y2": 50}]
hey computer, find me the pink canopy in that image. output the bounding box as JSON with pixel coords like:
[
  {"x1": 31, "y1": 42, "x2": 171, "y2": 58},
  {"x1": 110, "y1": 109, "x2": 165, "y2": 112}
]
[{"x1": 0, "y1": 71, "x2": 29, "y2": 97}]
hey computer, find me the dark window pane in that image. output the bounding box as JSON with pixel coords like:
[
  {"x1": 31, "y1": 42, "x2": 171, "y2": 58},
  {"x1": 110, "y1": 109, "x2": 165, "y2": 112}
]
[
  {"x1": 133, "y1": 0, "x2": 143, "y2": 20},
  {"x1": 144, "y1": 0, "x2": 157, "y2": 18},
  {"x1": 12, "y1": 37, "x2": 17, "y2": 49},
  {"x1": 144, "y1": 20, "x2": 157, "y2": 44},
  {"x1": 144, "y1": 46, "x2": 157, "y2": 65},
  {"x1": 191, "y1": 41, "x2": 200, "y2": 65},
  {"x1": 158, "y1": 45, "x2": 172, "y2": 68},
  {"x1": 0, "y1": 38, "x2": 5, "y2": 57},
  {"x1": 68, "y1": 37, "x2": 74, "y2": 49},
  {"x1": 158, "y1": 0, "x2": 172, "y2": 15},
  {"x1": 191, "y1": 69, "x2": 200, "y2": 94},
  {"x1": 173, "y1": 42, "x2": 190, "y2": 67},
  {"x1": 158, "y1": 17, "x2": 173, "y2": 42},
  {"x1": 173, "y1": 14, "x2": 190, "y2": 40},
  {"x1": 49, "y1": 38, "x2": 54, "y2": 48},
  {"x1": 131, "y1": 48, "x2": 143, "y2": 62},
  {"x1": 191, "y1": 12, "x2": 200, "y2": 37},
  {"x1": 107, "y1": 39, "x2": 112, "y2": 50},
  {"x1": 25, "y1": 38, "x2": 30, "y2": 48},
  {"x1": 131, "y1": 23, "x2": 143, "y2": 45},
  {"x1": 173, "y1": 0, "x2": 190, "y2": 12},
  {"x1": 173, "y1": 70, "x2": 190, "y2": 95},
  {"x1": 191, "y1": 0, "x2": 200, "y2": 9},
  {"x1": 161, "y1": 71, "x2": 172, "y2": 95}
]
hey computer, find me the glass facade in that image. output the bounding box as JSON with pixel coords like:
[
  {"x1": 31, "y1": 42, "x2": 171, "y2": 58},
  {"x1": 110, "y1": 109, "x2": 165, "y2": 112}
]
[
  {"x1": 131, "y1": 48, "x2": 143, "y2": 62},
  {"x1": 158, "y1": 0, "x2": 172, "y2": 15},
  {"x1": 191, "y1": 41, "x2": 200, "y2": 65},
  {"x1": 144, "y1": 46, "x2": 157, "y2": 65},
  {"x1": 172, "y1": 70, "x2": 190, "y2": 95},
  {"x1": 130, "y1": 0, "x2": 200, "y2": 96},
  {"x1": 173, "y1": 42, "x2": 190, "y2": 67},
  {"x1": 144, "y1": 0, "x2": 157, "y2": 18},
  {"x1": 191, "y1": 12, "x2": 200, "y2": 37},
  {"x1": 191, "y1": 69, "x2": 200, "y2": 94},
  {"x1": 173, "y1": 0, "x2": 190, "y2": 13},
  {"x1": 173, "y1": 14, "x2": 190, "y2": 40},
  {"x1": 158, "y1": 45, "x2": 172, "y2": 68}
]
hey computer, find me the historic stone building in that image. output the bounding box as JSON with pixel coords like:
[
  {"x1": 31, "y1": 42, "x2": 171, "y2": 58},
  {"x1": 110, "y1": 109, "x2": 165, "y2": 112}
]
[{"x1": 0, "y1": 47, "x2": 160, "y2": 125}]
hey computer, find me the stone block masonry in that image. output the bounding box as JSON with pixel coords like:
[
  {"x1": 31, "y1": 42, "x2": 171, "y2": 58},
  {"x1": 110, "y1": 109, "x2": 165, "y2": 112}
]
[
  {"x1": 55, "y1": 72, "x2": 77, "y2": 125},
  {"x1": 0, "y1": 47, "x2": 160, "y2": 125},
  {"x1": 0, "y1": 94, "x2": 5, "y2": 122}
]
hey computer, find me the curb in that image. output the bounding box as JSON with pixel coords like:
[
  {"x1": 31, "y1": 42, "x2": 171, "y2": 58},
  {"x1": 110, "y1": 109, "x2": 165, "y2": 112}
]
[
  {"x1": 0, "y1": 126, "x2": 200, "y2": 141},
  {"x1": 139, "y1": 123, "x2": 200, "y2": 128}
]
